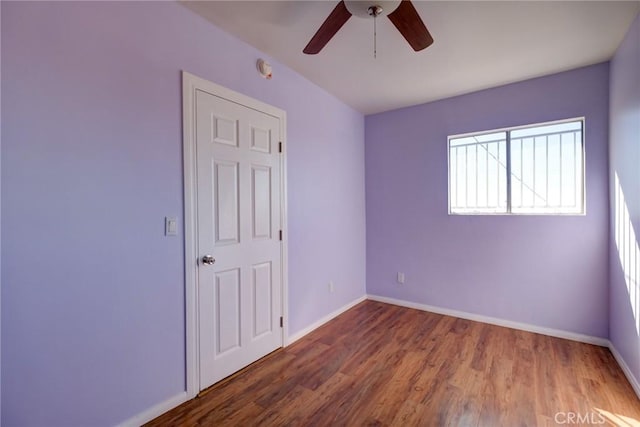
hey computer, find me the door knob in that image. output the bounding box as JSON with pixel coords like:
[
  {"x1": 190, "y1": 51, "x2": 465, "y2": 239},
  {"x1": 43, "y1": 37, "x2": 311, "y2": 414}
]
[{"x1": 202, "y1": 255, "x2": 216, "y2": 265}]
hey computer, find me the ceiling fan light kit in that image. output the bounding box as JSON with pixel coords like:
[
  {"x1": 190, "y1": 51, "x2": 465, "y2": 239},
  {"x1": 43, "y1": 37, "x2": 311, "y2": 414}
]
[
  {"x1": 303, "y1": 0, "x2": 433, "y2": 55},
  {"x1": 343, "y1": 0, "x2": 400, "y2": 17}
]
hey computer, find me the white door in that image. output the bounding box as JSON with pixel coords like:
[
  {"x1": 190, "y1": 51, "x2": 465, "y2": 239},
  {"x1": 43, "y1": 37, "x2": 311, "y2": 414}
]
[{"x1": 196, "y1": 89, "x2": 282, "y2": 390}]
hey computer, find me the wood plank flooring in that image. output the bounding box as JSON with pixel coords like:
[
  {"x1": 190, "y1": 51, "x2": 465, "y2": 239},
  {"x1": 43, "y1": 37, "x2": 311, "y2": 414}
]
[{"x1": 147, "y1": 301, "x2": 640, "y2": 426}]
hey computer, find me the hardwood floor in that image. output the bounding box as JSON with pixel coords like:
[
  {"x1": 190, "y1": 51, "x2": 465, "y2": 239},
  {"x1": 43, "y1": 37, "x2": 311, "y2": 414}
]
[{"x1": 147, "y1": 301, "x2": 640, "y2": 426}]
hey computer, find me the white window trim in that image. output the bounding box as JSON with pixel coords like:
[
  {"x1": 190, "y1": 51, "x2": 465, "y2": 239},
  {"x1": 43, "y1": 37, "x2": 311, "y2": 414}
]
[{"x1": 447, "y1": 117, "x2": 586, "y2": 216}]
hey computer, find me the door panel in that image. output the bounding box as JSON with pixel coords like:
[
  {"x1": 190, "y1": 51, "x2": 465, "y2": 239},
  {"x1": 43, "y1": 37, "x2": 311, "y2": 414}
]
[
  {"x1": 250, "y1": 127, "x2": 271, "y2": 153},
  {"x1": 216, "y1": 269, "x2": 241, "y2": 355},
  {"x1": 252, "y1": 262, "x2": 272, "y2": 338},
  {"x1": 212, "y1": 115, "x2": 238, "y2": 147},
  {"x1": 252, "y1": 165, "x2": 272, "y2": 240},
  {"x1": 196, "y1": 89, "x2": 282, "y2": 390},
  {"x1": 214, "y1": 161, "x2": 240, "y2": 245}
]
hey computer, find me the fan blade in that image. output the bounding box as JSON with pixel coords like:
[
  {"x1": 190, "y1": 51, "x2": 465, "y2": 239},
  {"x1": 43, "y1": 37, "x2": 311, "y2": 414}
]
[
  {"x1": 303, "y1": 1, "x2": 352, "y2": 54},
  {"x1": 387, "y1": 0, "x2": 434, "y2": 51}
]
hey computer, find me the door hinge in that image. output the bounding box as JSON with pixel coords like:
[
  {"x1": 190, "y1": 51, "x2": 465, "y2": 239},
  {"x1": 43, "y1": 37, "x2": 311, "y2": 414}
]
[
  {"x1": 278, "y1": 142, "x2": 283, "y2": 153},
  {"x1": 280, "y1": 316, "x2": 283, "y2": 328},
  {"x1": 279, "y1": 230, "x2": 283, "y2": 241}
]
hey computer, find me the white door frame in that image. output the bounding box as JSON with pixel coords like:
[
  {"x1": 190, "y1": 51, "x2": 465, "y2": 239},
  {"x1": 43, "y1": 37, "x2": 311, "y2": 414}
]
[{"x1": 181, "y1": 71, "x2": 288, "y2": 398}]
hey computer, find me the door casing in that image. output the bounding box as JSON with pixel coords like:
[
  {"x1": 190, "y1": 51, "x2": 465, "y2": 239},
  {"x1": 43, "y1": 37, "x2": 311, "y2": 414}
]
[{"x1": 182, "y1": 71, "x2": 288, "y2": 398}]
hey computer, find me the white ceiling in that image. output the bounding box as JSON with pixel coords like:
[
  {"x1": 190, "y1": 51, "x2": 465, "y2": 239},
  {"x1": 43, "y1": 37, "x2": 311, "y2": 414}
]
[{"x1": 182, "y1": 1, "x2": 640, "y2": 115}]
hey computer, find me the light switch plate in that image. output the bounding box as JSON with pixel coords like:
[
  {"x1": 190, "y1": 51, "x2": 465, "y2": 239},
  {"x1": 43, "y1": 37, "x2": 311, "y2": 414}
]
[{"x1": 165, "y1": 217, "x2": 178, "y2": 236}]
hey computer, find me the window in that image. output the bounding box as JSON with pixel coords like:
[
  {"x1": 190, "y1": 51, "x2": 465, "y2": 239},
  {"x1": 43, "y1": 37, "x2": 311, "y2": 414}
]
[{"x1": 448, "y1": 118, "x2": 585, "y2": 215}]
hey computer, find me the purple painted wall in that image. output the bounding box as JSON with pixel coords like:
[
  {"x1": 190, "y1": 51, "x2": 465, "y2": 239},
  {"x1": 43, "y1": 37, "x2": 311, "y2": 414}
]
[
  {"x1": 609, "y1": 13, "x2": 640, "y2": 385},
  {"x1": 1, "y1": 2, "x2": 365, "y2": 426},
  {"x1": 365, "y1": 63, "x2": 610, "y2": 338},
  {"x1": 0, "y1": 3, "x2": 3, "y2": 422}
]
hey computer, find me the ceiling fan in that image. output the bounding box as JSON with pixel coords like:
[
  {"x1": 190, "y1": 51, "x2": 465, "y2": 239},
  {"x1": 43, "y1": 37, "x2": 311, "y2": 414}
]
[{"x1": 303, "y1": 0, "x2": 434, "y2": 55}]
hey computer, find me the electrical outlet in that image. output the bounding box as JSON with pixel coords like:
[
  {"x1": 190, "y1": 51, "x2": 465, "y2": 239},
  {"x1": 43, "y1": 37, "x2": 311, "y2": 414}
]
[
  {"x1": 329, "y1": 280, "x2": 335, "y2": 293},
  {"x1": 397, "y1": 272, "x2": 405, "y2": 284}
]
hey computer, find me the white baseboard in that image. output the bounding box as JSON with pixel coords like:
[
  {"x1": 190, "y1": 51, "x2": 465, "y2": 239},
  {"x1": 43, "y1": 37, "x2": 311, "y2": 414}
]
[
  {"x1": 116, "y1": 295, "x2": 640, "y2": 426},
  {"x1": 116, "y1": 295, "x2": 367, "y2": 426},
  {"x1": 115, "y1": 391, "x2": 188, "y2": 427},
  {"x1": 368, "y1": 294, "x2": 640, "y2": 400},
  {"x1": 367, "y1": 294, "x2": 610, "y2": 347},
  {"x1": 286, "y1": 295, "x2": 367, "y2": 345},
  {"x1": 608, "y1": 343, "x2": 640, "y2": 400}
]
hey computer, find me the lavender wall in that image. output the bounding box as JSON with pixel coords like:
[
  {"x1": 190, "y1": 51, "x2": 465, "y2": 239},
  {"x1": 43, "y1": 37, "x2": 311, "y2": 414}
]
[
  {"x1": 1, "y1": 2, "x2": 365, "y2": 426},
  {"x1": 366, "y1": 63, "x2": 610, "y2": 338},
  {"x1": 0, "y1": 3, "x2": 3, "y2": 422},
  {"x1": 609, "y1": 13, "x2": 640, "y2": 385}
]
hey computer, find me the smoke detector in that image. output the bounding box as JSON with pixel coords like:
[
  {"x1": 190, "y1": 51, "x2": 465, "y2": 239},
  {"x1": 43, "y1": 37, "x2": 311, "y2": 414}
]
[{"x1": 256, "y1": 59, "x2": 272, "y2": 80}]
